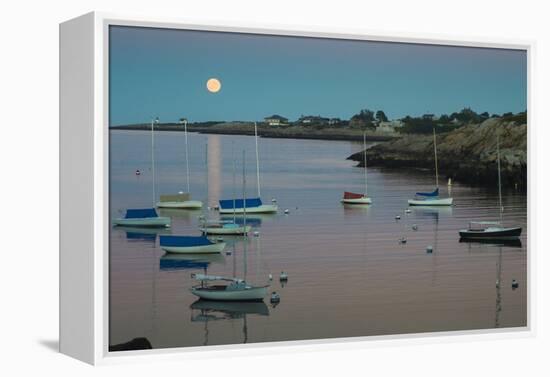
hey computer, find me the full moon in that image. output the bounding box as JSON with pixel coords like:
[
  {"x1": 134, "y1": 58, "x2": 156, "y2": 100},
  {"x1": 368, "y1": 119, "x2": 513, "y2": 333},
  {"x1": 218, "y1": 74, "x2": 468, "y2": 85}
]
[{"x1": 206, "y1": 78, "x2": 221, "y2": 93}]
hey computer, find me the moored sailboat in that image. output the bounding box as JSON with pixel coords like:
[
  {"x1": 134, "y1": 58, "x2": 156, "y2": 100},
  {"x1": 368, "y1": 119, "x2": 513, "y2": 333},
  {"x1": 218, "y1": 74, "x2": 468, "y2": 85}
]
[
  {"x1": 341, "y1": 132, "x2": 372, "y2": 204},
  {"x1": 408, "y1": 128, "x2": 453, "y2": 206},
  {"x1": 113, "y1": 118, "x2": 171, "y2": 227},
  {"x1": 157, "y1": 119, "x2": 203, "y2": 209},
  {"x1": 159, "y1": 235, "x2": 225, "y2": 254},
  {"x1": 218, "y1": 122, "x2": 277, "y2": 214},
  {"x1": 459, "y1": 135, "x2": 522, "y2": 241}
]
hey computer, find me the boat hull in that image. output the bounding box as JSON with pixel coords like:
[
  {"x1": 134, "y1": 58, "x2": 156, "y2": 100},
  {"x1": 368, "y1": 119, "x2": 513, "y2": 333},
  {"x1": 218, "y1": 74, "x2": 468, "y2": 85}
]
[
  {"x1": 219, "y1": 204, "x2": 278, "y2": 214},
  {"x1": 161, "y1": 242, "x2": 226, "y2": 254},
  {"x1": 408, "y1": 197, "x2": 453, "y2": 206},
  {"x1": 156, "y1": 200, "x2": 203, "y2": 209},
  {"x1": 340, "y1": 197, "x2": 372, "y2": 204},
  {"x1": 191, "y1": 286, "x2": 268, "y2": 301},
  {"x1": 459, "y1": 227, "x2": 522, "y2": 240},
  {"x1": 200, "y1": 225, "x2": 252, "y2": 235},
  {"x1": 113, "y1": 216, "x2": 171, "y2": 228}
]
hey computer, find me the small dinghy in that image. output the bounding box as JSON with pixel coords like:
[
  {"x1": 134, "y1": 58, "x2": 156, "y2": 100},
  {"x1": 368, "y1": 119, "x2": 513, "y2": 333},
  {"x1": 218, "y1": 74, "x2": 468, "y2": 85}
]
[
  {"x1": 341, "y1": 132, "x2": 372, "y2": 205},
  {"x1": 190, "y1": 274, "x2": 269, "y2": 301},
  {"x1": 160, "y1": 235, "x2": 225, "y2": 254},
  {"x1": 113, "y1": 208, "x2": 171, "y2": 228}
]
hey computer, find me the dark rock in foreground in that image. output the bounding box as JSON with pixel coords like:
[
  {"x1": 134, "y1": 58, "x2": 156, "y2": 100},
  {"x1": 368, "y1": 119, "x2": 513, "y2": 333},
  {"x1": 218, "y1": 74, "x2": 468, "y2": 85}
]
[{"x1": 348, "y1": 118, "x2": 527, "y2": 191}]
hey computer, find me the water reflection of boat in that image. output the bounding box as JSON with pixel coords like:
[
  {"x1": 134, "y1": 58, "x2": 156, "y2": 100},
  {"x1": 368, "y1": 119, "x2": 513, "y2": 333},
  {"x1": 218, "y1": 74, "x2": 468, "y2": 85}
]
[
  {"x1": 157, "y1": 207, "x2": 197, "y2": 219},
  {"x1": 113, "y1": 225, "x2": 171, "y2": 242},
  {"x1": 190, "y1": 299, "x2": 269, "y2": 345},
  {"x1": 190, "y1": 299, "x2": 270, "y2": 318},
  {"x1": 159, "y1": 253, "x2": 225, "y2": 271},
  {"x1": 410, "y1": 205, "x2": 453, "y2": 219},
  {"x1": 459, "y1": 237, "x2": 522, "y2": 248}
]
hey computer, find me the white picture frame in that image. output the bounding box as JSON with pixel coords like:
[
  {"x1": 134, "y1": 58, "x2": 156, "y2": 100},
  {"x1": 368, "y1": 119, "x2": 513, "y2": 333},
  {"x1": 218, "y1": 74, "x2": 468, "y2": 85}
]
[{"x1": 59, "y1": 11, "x2": 533, "y2": 365}]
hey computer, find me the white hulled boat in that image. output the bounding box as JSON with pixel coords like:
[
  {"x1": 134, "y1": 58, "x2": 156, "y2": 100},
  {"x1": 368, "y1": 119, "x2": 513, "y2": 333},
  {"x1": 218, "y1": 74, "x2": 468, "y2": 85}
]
[
  {"x1": 408, "y1": 128, "x2": 453, "y2": 206},
  {"x1": 113, "y1": 118, "x2": 172, "y2": 227},
  {"x1": 341, "y1": 132, "x2": 372, "y2": 204},
  {"x1": 157, "y1": 119, "x2": 203, "y2": 209}
]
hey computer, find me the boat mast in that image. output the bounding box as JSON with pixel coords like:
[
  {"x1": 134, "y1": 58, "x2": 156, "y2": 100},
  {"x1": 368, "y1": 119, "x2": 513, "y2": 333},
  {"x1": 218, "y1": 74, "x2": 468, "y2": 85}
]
[
  {"x1": 254, "y1": 122, "x2": 261, "y2": 198},
  {"x1": 497, "y1": 135, "x2": 503, "y2": 224},
  {"x1": 242, "y1": 150, "x2": 248, "y2": 281},
  {"x1": 363, "y1": 131, "x2": 368, "y2": 196},
  {"x1": 184, "y1": 119, "x2": 190, "y2": 194},
  {"x1": 243, "y1": 150, "x2": 247, "y2": 230},
  {"x1": 151, "y1": 118, "x2": 156, "y2": 206},
  {"x1": 232, "y1": 142, "x2": 236, "y2": 223},
  {"x1": 433, "y1": 127, "x2": 439, "y2": 188}
]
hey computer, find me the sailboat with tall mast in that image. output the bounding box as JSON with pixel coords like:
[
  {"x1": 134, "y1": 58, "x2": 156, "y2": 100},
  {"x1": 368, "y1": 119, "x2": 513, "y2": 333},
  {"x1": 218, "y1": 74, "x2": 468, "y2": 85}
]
[
  {"x1": 191, "y1": 151, "x2": 269, "y2": 301},
  {"x1": 157, "y1": 119, "x2": 203, "y2": 209},
  {"x1": 408, "y1": 128, "x2": 453, "y2": 206},
  {"x1": 201, "y1": 154, "x2": 252, "y2": 235},
  {"x1": 219, "y1": 122, "x2": 278, "y2": 214},
  {"x1": 459, "y1": 135, "x2": 522, "y2": 240},
  {"x1": 113, "y1": 118, "x2": 171, "y2": 227},
  {"x1": 341, "y1": 132, "x2": 372, "y2": 204}
]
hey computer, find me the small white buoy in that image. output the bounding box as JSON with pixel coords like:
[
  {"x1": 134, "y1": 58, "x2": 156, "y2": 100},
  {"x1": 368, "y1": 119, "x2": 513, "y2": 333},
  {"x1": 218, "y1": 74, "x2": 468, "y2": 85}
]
[
  {"x1": 426, "y1": 245, "x2": 433, "y2": 253},
  {"x1": 135, "y1": 169, "x2": 141, "y2": 176},
  {"x1": 284, "y1": 209, "x2": 290, "y2": 214},
  {"x1": 279, "y1": 271, "x2": 288, "y2": 281},
  {"x1": 270, "y1": 292, "x2": 281, "y2": 303},
  {"x1": 395, "y1": 215, "x2": 401, "y2": 220},
  {"x1": 512, "y1": 279, "x2": 519, "y2": 289},
  {"x1": 399, "y1": 237, "x2": 407, "y2": 244},
  {"x1": 253, "y1": 231, "x2": 260, "y2": 237},
  {"x1": 268, "y1": 273, "x2": 273, "y2": 281},
  {"x1": 271, "y1": 198, "x2": 277, "y2": 203},
  {"x1": 412, "y1": 224, "x2": 418, "y2": 231},
  {"x1": 216, "y1": 237, "x2": 224, "y2": 243},
  {"x1": 405, "y1": 209, "x2": 412, "y2": 214}
]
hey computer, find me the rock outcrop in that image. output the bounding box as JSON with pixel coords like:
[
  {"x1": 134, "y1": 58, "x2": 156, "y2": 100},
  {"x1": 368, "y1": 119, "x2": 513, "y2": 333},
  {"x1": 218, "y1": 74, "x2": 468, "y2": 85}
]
[{"x1": 348, "y1": 118, "x2": 527, "y2": 191}]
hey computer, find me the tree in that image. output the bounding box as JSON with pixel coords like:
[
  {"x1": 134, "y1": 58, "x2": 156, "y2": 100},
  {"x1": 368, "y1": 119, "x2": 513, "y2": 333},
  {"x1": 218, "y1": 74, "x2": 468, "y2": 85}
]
[{"x1": 375, "y1": 110, "x2": 388, "y2": 122}]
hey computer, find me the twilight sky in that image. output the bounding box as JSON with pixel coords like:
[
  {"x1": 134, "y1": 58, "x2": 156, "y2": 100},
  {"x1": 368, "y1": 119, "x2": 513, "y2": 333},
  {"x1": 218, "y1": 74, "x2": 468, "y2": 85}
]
[{"x1": 109, "y1": 26, "x2": 527, "y2": 125}]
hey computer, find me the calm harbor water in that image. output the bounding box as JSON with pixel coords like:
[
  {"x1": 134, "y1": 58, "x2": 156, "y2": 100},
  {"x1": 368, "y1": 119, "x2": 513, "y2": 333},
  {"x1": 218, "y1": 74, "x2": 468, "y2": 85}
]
[{"x1": 109, "y1": 129, "x2": 527, "y2": 350}]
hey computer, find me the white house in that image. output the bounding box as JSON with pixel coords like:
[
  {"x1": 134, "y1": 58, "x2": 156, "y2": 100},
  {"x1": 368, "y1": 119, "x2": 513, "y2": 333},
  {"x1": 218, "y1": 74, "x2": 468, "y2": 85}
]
[{"x1": 264, "y1": 114, "x2": 288, "y2": 126}]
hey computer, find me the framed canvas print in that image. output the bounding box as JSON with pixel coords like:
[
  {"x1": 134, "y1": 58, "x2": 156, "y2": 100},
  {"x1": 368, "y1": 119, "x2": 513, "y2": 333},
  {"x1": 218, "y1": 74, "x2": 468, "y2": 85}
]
[{"x1": 60, "y1": 12, "x2": 531, "y2": 365}]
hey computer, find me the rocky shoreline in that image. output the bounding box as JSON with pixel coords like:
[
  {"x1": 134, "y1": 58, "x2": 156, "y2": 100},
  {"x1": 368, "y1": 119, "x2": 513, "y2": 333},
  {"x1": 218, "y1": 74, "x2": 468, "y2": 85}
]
[
  {"x1": 348, "y1": 118, "x2": 527, "y2": 191},
  {"x1": 110, "y1": 123, "x2": 398, "y2": 142}
]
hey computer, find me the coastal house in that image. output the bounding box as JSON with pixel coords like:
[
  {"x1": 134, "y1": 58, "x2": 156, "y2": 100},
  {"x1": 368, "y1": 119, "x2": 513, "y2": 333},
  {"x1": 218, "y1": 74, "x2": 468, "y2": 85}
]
[
  {"x1": 377, "y1": 120, "x2": 404, "y2": 133},
  {"x1": 328, "y1": 118, "x2": 342, "y2": 126},
  {"x1": 298, "y1": 115, "x2": 330, "y2": 125},
  {"x1": 264, "y1": 114, "x2": 288, "y2": 126}
]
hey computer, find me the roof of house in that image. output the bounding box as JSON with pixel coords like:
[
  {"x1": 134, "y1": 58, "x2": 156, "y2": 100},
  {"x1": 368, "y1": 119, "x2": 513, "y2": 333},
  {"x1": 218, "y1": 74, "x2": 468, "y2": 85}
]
[{"x1": 264, "y1": 114, "x2": 288, "y2": 120}]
